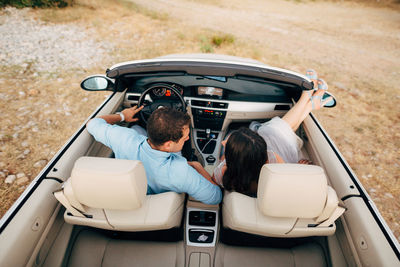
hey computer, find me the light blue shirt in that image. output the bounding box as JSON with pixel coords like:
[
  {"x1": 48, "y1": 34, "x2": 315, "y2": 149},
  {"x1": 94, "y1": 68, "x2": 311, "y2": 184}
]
[{"x1": 87, "y1": 118, "x2": 222, "y2": 205}]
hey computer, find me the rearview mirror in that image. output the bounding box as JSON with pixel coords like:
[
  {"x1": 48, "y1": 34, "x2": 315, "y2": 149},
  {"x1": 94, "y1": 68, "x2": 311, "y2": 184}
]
[{"x1": 80, "y1": 75, "x2": 114, "y2": 91}]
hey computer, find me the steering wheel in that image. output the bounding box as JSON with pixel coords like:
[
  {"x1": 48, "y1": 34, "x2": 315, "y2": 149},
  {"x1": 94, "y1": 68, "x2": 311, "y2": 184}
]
[{"x1": 137, "y1": 83, "x2": 187, "y2": 123}]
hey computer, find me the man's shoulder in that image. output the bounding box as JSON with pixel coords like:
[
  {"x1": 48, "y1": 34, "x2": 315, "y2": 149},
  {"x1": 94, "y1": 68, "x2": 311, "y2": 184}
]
[
  {"x1": 166, "y1": 156, "x2": 199, "y2": 179},
  {"x1": 168, "y1": 154, "x2": 190, "y2": 169}
]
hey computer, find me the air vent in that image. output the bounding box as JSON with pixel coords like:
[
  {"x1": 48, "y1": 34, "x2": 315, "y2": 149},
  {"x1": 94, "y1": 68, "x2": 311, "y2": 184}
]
[{"x1": 127, "y1": 95, "x2": 140, "y2": 101}]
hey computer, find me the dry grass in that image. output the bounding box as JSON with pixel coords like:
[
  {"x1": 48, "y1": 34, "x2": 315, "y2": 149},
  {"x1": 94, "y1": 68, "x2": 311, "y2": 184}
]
[
  {"x1": 0, "y1": 0, "x2": 246, "y2": 216},
  {"x1": 0, "y1": 0, "x2": 399, "y2": 241}
]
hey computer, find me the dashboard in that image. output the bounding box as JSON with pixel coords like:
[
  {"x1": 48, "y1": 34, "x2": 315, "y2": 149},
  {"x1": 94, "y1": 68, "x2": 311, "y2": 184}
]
[
  {"x1": 125, "y1": 81, "x2": 291, "y2": 126},
  {"x1": 148, "y1": 84, "x2": 225, "y2": 100},
  {"x1": 125, "y1": 77, "x2": 292, "y2": 115},
  {"x1": 123, "y1": 73, "x2": 298, "y2": 103}
]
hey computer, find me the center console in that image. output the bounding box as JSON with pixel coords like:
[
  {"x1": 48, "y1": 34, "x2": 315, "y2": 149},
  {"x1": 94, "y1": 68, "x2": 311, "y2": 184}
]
[
  {"x1": 185, "y1": 200, "x2": 219, "y2": 267},
  {"x1": 191, "y1": 99, "x2": 228, "y2": 166},
  {"x1": 186, "y1": 208, "x2": 218, "y2": 247},
  {"x1": 186, "y1": 99, "x2": 226, "y2": 266}
]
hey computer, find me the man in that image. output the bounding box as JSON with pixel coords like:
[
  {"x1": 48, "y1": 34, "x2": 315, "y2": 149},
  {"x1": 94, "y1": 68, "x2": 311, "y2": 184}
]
[{"x1": 86, "y1": 105, "x2": 222, "y2": 205}]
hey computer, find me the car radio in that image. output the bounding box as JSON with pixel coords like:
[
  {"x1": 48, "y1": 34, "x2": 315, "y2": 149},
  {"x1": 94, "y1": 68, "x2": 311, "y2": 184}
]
[
  {"x1": 192, "y1": 107, "x2": 226, "y2": 131},
  {"x1": 191, "y1": 99, "x2": 228, "y2": 131}
]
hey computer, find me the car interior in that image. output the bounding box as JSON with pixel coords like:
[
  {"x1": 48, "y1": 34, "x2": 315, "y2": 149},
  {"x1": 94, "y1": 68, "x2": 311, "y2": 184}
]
[{"x1": 0, "y1": 60, "x2": 398, "y2": 267}]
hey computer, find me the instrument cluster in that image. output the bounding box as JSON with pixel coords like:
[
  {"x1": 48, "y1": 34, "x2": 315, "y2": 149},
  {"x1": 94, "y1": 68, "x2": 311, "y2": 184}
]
[{"x1": 151, "y1": 84, "x2": 184, "y2": 98}]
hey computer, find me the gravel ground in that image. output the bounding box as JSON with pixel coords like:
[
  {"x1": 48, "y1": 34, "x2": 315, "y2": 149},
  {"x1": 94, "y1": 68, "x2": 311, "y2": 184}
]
[
  {"x1": 0, "y1": 7, "x2": 112, "y2": 72},
  {"x1": 0, "y1": 7, "x2": 112, "y2": 216}
]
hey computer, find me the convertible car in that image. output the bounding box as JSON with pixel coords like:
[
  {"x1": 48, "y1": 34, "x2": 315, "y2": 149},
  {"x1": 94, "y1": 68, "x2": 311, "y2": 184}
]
[{"x1": 0, "y1": 54, "x2": 398, "y2": 266}]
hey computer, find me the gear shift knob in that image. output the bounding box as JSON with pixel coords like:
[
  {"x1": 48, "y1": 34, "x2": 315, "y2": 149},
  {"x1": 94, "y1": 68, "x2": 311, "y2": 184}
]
[{"x1": 206, "y1": 128, "x2": 211, "y2": 139}]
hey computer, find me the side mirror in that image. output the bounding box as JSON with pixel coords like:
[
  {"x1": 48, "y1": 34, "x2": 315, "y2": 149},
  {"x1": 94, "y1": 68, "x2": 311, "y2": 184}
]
[
  {"x1": 80, "y1": 75, "x2": 114, "y2": 91},
  {"x1": 323, "y1": 92, "x2": 337, "y2": 108}
]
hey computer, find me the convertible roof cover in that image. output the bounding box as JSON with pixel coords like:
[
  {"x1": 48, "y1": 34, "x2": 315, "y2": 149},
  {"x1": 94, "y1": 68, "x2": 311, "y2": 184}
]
[{"x1": 106, "y1": 54, "x2": 314, "y2": 90}]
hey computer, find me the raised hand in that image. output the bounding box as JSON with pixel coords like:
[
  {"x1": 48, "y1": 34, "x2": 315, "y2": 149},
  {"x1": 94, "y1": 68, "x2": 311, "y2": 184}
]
[{"x1": 122, "y1": 105, "x2": 144, "y2": 123}]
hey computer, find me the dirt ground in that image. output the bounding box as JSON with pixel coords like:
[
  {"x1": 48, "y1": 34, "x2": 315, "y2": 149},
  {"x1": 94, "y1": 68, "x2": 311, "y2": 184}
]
[{"x1": 0, "y1": 0, "x2": 399, "y2": 241}]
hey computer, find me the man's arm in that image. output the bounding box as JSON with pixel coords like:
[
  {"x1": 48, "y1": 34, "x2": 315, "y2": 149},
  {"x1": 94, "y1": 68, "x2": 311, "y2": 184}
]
[
  {"x1": 180, "y1": 165, "x2": 222, "y2": 205},
  {"x1": 188, "y1": 161, "x2": 217, "y2": 185},
  {"x1": 86, "y1": 106, "x2": 144, "y2": 158},
  {"x1": 87, "y1": 105, "x2": 144, "y2": 126}
]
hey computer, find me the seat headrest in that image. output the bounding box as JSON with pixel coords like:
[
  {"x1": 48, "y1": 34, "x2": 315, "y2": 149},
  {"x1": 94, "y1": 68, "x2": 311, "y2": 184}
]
[
  {"x1": 257, "y1": 164, "x2": 327, "y2": 218},
  {"x1": 70, "y1": 157, "x2": 147, "y2": 210}
]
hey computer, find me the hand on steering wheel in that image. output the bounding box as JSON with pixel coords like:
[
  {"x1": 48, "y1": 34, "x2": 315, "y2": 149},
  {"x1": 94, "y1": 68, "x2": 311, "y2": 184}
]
[
  {"x1": 121, "y1": 105, "x2": 144, "y2": 123},
  {"x1": 137, "y1": 83, "x2": 187, "y2": 123}
]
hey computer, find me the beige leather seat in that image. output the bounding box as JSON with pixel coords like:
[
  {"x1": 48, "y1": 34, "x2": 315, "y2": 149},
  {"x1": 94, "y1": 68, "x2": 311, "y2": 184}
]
[
  {"x1": 54, "y1": 156, "x2": 185, "y2": 231},
  {"x1": 222, "y1": 164, "x2": 345, "y2": 238}
]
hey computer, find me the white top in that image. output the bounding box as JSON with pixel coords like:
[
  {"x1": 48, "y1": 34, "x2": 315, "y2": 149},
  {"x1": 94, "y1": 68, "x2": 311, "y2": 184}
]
[
  {"x1": 213, "y1": 117, "x2": 303, "y2": 187},
  {"x1": 257, "y1": 116, "x2": 303, "y2": 164}
]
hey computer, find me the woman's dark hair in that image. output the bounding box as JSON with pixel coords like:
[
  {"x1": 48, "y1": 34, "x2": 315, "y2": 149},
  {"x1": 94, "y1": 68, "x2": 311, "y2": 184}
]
[
  {"x1": 222, "y1": 127, "x2": 267, "y2": 196},
  {"x1": 147, "y1": 107, "x2": 191, "y2": 147}
]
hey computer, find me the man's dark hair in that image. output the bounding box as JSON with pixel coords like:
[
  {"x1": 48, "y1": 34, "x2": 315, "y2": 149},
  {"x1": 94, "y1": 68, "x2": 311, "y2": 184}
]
[
  {"x1": 147, "y1": 107, "x2": 191, "y2": 147},
  {"x1": 223, "y1": 127, "x2": 267, "y2": 196}
]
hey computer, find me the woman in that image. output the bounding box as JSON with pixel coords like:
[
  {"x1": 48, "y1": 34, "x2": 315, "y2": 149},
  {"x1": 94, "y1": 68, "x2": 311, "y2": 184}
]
[
  {"x1": 219, "y1": 128, "x2": 268, "y2": 196},
  {"x1": 190, "y1": 72, "x2": 334, "y2": 196}
]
